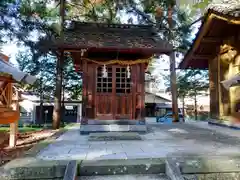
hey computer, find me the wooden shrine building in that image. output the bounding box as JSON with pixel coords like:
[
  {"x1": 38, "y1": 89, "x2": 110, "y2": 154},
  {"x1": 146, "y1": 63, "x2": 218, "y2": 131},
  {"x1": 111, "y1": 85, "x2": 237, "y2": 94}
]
[
  {"x1": 179, "y1": 1, "x2": 240, "y2": 122},
  {"x1": 54, "y1": 22, "x2": 173, "y2": 133},
  {"x1": 0, "y1": 53, "x2": 36, "y2": 147}
]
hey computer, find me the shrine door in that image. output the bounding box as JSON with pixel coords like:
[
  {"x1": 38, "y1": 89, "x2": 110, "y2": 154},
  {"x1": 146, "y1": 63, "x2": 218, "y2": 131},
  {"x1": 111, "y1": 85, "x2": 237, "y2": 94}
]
[{"x1": 96, "y1": 66, "x2": 132, "y2": 120}]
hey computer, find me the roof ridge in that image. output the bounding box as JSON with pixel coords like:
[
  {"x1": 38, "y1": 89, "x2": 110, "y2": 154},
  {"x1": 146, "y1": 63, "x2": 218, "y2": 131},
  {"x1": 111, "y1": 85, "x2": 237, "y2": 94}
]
[{"x1": 71, "y1": 21, "x2": 154, "y2": 29}]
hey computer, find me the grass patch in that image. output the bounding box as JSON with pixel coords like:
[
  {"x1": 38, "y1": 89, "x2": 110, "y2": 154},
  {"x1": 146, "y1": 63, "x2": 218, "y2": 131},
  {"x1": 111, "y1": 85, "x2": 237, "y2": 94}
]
[
  {"x1": 0, "y1": 122, "x2": 75, "y2": 133},
  {"x1": 0, "y1": 127, "x2": 42, "y2": 133}
]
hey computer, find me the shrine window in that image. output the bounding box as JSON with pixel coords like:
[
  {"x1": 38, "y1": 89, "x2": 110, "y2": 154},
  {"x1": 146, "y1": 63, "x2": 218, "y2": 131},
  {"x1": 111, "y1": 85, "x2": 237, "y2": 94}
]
[
  {"x1": 96, "y1": 67, "x2": 112, "y2": 93},
  {"x1": 116, "y1": 67, "x2": 131, "y2": 94}
]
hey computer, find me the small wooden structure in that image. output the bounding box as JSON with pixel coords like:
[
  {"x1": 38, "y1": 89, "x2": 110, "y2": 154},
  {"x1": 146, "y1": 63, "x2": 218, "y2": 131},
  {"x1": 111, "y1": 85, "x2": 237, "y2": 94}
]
[
  {"x1": 0, "y1": 53, "x2": 36, "y2": 146},
  {"x1": 179, "y1": 1, "x2": 240, "y2": 122},
  {"x1": 54, "y1": 22, "x2": 173, "y2": 132},
  {"x1": 0, "y1": 54, "x2": 19, "y2": 125}
]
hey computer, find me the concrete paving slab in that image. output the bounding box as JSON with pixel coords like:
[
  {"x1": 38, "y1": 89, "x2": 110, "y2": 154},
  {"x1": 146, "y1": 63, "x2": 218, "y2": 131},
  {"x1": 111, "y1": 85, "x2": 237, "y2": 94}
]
[
  {"x1": 95, "y1": 152, "x2": 128, "y2": 160},
  {"x1": 105, "y1": 147, "x2": 126, "y2": 154},
  {"x1": 37, "y1": 122, "x2": 240, "y2": 161},
  {"x1": 85, "y1": 149, "x2": 109, "y2": 160},
  {"x1": 89, "y1": 141, "x2": 107, "y2": 145},
  {"x1": 106, "y1": 147, "x2": 143, "y2": 154},
  {"x1": 90, "y1": 144, "x2": 122, "y2": 149},
  {"x1": 65, "y1": 153, "x2": 87, "y2": 160},
  {"x1": 125, "y1": 152, "x2": 159, "y2": 159}
]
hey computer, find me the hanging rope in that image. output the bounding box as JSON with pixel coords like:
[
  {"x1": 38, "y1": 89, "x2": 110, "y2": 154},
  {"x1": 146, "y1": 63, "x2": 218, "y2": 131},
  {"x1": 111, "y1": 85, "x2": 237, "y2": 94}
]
[{"x1": 81, "y1": 57, "x2": 152, "y2": 65}]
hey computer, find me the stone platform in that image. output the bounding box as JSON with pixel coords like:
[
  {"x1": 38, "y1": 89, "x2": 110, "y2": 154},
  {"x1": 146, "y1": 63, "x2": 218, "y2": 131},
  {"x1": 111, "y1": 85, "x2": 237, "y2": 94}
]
[
  {"x1": 208, "y1": 120, "x2": 240, "y2": 130},
  {"x1": 88, "y1": 132, "x2": 142, "y2": 141},
  {"x1": 80, "y1": 120, "x2": 146, "y2": 134},
  {"x1": 38, "y1": 122, "x2": 240, "y2": 161},
  {"x1": 80, "y1": 124, "x2": 147, "y2": 134}
]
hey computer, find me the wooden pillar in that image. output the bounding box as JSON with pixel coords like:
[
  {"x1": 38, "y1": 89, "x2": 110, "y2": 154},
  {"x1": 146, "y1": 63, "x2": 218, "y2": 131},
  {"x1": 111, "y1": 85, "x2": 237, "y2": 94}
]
[
  {"x1": 218, "y1": 55, "x2": 224, "y2": 118},
  {"x1": 209, "y1": 57, "x2": 220, "y2": 119},
  {"x1": 81, "y1": 60, "x2": 88, "y2": 124},
  {"x1": 9, "y1": 90, "x2": 20, "y2": 148},
  {"x1": 140, "y1": 63, "x2": 145, "y2": 123},
  {"x1": 86, "y1": 65, "x2": 95, "y2": 119},
  {"x1": 9, "y1": 122, "x2": 18, "y2": 148},
  {"x1": 131, "y1": 65, "x2": 137, "y2": 120},
  {"x1": 170, "y1": 52, "x2": 179, "y2": 122}
]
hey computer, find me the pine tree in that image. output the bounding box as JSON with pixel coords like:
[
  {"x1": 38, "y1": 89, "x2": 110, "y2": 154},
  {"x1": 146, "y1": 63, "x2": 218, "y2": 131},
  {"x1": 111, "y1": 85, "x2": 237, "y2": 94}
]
[{"x1": 165, "y1": 69, "x2": 209, "y2": 120}]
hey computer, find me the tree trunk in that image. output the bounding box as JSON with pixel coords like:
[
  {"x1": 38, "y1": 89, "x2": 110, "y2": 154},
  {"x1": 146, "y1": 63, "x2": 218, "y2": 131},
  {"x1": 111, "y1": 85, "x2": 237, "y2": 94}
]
[
  {"x1": 39, "y1": 78, "x2": 43, "y2": 124},
  {"x1": 194, "y1": 92, "x2": 198, "y2": 120},
  {"x1": 170, "y1": 52, "x2": 179, "y2": 122},
  {"x1": 53, "y1": 52, "x2": 63, "y2": 129},
  {"x1": 53, "y1": 0, "x2": 65, "y2": 129},
  {"x1": 182, "y1": 97, "x2": 185, "y2": 122}
]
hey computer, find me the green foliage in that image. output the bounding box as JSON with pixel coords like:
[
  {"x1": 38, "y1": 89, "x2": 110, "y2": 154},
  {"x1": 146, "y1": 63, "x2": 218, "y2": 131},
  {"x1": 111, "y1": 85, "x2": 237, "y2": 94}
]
[
  {"x1": 165, "y1": 69, "x2": 209, "y2": 99},
  {"x1": 15, "y1": 49, "x2": 82, "y2": 99},
  {"x1": 192, "y1": 0, "x2": 212, "y2": 10}
]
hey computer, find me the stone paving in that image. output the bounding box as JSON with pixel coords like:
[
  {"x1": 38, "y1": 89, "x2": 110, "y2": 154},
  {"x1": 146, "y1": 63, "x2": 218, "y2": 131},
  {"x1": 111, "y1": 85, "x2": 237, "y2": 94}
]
[
  {"x1": 37, "y1": 120, "x2": 240, "y2": 161},
  {"x1": 78, "y1": 174, "x2": 169, "y2": 180}
]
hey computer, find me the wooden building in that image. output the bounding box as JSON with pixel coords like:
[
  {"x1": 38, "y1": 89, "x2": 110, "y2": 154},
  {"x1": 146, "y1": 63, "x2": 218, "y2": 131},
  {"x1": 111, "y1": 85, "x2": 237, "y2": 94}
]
[
  {"x1": 54, "y1": 22, "x2": 173, "y2": 133},
  {"x1": 0, "y1": 53, "x2": 36, "y2": 147},
  {"x1": 179, "y1": 1, "x2": 240, "y2": 122}
]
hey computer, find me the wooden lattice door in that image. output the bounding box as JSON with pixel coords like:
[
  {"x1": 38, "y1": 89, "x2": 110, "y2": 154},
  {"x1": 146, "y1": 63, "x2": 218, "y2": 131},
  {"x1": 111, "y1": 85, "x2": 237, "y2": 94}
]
[
  {"x1": 95, "y1": 66, "x2": 132, "y2": 120},
  {"x1": 115, "y1": 67, "x2": 132, "y2": 119},
  {"x1": 96, "y1": 66, "x2": 114, "y2": 119}
]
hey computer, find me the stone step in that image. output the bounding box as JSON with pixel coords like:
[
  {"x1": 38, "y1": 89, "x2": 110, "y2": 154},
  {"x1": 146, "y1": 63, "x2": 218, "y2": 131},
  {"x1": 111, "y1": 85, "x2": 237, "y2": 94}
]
[
  {"x1": 80, "y1": 125, "x2": 147, "y2": 134},
  {"x1": 88, "y1": 132, "x2": 142, "y2": 141},
  {"x1": 77, "y1": 174, "x2": 169, "y2": 180},
  {"x1": 79, "y1": 158, "x2": 165, "y2": 176}
]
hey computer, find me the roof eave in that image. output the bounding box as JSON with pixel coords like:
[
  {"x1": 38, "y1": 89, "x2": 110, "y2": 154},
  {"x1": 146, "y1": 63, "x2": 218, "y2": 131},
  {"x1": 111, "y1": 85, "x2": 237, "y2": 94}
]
[
  {"x1": 179, "y1": 11, "x2": 214, "y2": 69},
  {"x1": 179, "y1": 10, "x2": 240, "y2": 69},
  {"x1": 52, "y1": 44, "x2": 173, "y2": 54}
]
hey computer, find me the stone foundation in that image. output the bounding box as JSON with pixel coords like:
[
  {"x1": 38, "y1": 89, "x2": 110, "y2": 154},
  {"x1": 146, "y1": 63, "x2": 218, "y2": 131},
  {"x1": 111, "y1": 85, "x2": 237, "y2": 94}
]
[
  {"x1": 80, "y1": 119, "x2": 146, "y2": 134},
  {"x1": 80, "y1": 124, "x2": 147, "y2": 134}
]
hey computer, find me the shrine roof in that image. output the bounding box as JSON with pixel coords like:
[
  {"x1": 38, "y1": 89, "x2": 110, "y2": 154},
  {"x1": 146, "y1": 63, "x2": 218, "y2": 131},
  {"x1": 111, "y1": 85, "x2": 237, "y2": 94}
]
[
  {"x1": 179, "y1": 0, "x2": 240, "y2": 69},
  {"x1": 54, "y1": 22, "x2": 173, "y2": 54},
  {"x1": 207, "y1": 0, "x2": 240, "y2": 17}
]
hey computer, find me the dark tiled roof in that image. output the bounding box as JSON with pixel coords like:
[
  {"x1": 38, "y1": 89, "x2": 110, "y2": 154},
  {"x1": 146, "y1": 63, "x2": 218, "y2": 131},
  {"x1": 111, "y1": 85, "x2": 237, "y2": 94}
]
[
  {"x1": 55, "y1": 22, "x2": 173, "y2": 53},
  {"x1": 206, "y1": 0, "x2": 240, "y2": 17}
]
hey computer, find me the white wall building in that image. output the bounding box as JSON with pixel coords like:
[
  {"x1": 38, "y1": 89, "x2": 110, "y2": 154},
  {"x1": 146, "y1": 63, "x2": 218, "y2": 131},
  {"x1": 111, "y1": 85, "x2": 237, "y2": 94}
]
[{"x1": 19, "y1": 92, "x2": 82, "y2": 124}]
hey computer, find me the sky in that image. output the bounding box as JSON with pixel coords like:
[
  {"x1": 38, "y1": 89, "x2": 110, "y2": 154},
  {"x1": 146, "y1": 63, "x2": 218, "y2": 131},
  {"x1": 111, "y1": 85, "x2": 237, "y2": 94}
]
[{"x1": 2, "y1": 44, "x2": 19, "y2": 65}]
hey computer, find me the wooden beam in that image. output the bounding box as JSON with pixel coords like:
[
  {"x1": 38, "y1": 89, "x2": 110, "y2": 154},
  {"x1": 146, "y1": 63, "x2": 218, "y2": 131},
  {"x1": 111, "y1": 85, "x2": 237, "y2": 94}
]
[
  {"x1": 192, "y1": 54, "x2": 213, "y2": 60},
  {"x1": 202, "y1": 37, "x2": 222, "y2": 43}
]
